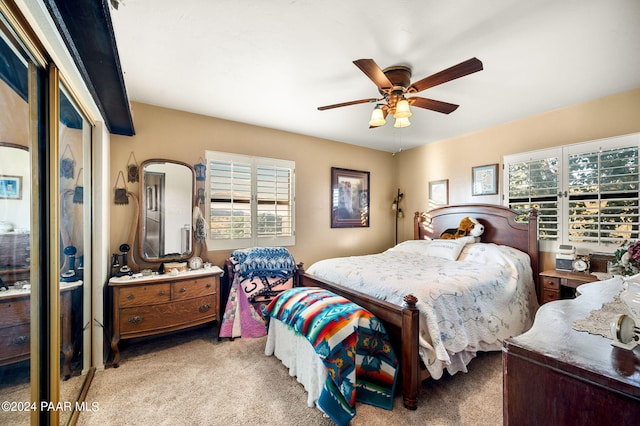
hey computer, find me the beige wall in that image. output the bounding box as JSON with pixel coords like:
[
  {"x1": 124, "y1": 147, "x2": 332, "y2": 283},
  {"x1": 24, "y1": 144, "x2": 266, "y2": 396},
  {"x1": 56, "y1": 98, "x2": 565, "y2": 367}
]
[
  {"x1": 109, "y1": 102, "x2": 396, "y2": 268},
  {"x1": 395, "y1": 88, "x2": 640, "y2": 252},
  {"x1": 110, "y1": 88, "x2": 640, "y2": 271}
]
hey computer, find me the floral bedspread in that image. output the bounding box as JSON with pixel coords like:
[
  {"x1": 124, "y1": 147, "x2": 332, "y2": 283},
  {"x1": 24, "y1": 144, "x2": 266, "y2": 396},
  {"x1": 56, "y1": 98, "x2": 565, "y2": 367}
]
[{"x1": 306, "y1": 241, "x2": 539, "y2": 378}]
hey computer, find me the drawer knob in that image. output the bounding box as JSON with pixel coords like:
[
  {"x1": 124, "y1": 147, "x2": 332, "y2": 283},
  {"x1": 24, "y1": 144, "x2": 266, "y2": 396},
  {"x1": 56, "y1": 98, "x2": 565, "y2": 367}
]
[
  {"x1": 128, "y1": 315, "x2": 144, "y2": 324},
  {"x1": 127, "y1": 294, "x2": 134, "y2": 300},
  {"x1": 206, "y1": 283, "x2": 211, "y2": 288},
  {"x1": 159, "y1": 290, "x2": 165, "y2": 296},
  {"x1": 199, "y1": 304, "x2": 211, "y2": 313},
  {"x1": 13, "y1": 335, "x2": 29, "y2": 345},
  {"x1": 180, "y1": 287, "x2": 186, "y2": 293}
]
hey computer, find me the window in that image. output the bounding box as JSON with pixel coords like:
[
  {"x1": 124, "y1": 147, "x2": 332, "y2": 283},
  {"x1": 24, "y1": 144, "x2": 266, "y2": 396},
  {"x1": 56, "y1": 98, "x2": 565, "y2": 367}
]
[
  {"x1": 206, "y1": 151, "x2": 295, "y2": 249},
  {"x1": 504, "y1": 133, "x2": 640, "y2": 252}
]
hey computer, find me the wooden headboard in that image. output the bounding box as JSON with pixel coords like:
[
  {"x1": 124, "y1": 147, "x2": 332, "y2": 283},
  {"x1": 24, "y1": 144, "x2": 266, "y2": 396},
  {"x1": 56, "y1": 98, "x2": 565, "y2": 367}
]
[{"x1": 414, "y1": 204, "x2": 539, "y2": 279}]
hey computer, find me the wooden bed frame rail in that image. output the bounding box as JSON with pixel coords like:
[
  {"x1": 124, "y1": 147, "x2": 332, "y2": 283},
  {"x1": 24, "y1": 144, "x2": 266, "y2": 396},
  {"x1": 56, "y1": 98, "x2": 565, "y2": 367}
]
[{"x1": 296, "y1": 204, "x2": 539, "y2": 410}]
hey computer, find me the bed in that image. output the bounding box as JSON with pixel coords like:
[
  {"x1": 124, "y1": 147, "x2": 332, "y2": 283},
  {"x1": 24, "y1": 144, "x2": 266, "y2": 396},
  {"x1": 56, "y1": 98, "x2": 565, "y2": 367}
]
[{"x1": 287, "y1": 204, "x2": 540, "y2": 410}]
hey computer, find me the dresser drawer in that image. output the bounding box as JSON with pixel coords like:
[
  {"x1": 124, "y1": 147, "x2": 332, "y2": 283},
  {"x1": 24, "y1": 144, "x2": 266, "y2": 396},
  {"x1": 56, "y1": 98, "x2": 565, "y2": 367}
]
[
  {"x1": 0, "y1": 297, "x2": 30, "y2": 327},
  {"x1": 119, "y1": 295, "x2": 217, "y2": 334},
  {"x1": 118, "y1": 283, "x2": 171, "y2": 308},
  {"x1": 541, "y1": 277, "x2": 560, "y2": 291},
  {"x1": 0, "y1": 323, "x2": 30, "y2": 361},
  {"x1": 172, "y1": 277, "x2": 217, "y2": 300}
]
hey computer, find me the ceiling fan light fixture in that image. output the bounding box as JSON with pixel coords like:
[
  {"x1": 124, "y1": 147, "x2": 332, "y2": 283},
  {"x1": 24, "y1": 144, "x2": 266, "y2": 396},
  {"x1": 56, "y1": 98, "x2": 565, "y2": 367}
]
[
  {"x1": 394, "y1": 117, "x2": 411, "y2": 128},
  {"x1": 393, "y1": 99, "x2": 412, "y2": 118},
  {"x1": 369, "y1": 105, "x2": 386, "y2": 127}
]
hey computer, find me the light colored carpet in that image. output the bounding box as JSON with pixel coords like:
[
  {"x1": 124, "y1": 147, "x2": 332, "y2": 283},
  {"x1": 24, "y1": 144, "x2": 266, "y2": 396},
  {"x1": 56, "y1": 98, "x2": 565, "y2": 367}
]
[{"x1": 77, "y1": 326, "x2": 502, "y2": 426}]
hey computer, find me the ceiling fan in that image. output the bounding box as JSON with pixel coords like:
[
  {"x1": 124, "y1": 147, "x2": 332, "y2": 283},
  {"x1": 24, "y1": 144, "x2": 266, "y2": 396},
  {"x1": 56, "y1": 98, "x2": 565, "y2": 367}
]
[{"x1": 317, "y1": 57, "x2": 483, "y2": 128}]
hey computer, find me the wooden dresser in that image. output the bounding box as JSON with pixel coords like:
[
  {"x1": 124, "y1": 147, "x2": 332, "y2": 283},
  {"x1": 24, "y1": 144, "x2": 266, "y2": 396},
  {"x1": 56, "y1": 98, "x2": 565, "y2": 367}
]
[
  {"x1": 108, "y1": 267, "x2": 223, "y2": 367},
  {"x1": 0, "y1": 281, "x2": 82, "y2": 379},
  {"x1": 503, "y1": 278, "x2": 640, "y2": 425}
]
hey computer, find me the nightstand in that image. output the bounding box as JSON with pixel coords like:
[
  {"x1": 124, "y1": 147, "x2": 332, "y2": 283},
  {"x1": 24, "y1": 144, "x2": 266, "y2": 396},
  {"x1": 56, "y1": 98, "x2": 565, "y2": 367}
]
[{"x1": 538, "y1": 270, "x2": 599, "y2": 304}]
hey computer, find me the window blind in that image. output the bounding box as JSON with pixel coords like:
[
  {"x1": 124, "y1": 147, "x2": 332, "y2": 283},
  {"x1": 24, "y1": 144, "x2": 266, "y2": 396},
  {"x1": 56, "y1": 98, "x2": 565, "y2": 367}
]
[{"x1": 206, "y1": 151, "x2": 295, "y2": 249}]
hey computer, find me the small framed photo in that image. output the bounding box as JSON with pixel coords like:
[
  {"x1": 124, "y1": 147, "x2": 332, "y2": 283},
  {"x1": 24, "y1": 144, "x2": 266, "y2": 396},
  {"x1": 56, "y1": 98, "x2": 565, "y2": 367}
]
[
  {"x1": 472, "y1": 164, "x2": 498, "y2": 196},
  {"x1": 428, "y1": 179, "x2": 448, "y2": 205},
  {"x1": 331, "y1": 167, "x2": 370, "y2": 228},
  {"x1": 0, "y1": 175, "x2": 22, "y2": 200}
]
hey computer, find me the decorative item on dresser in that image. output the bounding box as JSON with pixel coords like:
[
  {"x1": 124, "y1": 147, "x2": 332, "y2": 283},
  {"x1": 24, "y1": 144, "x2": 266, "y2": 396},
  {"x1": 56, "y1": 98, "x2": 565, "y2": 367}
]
[
  {"x1": 503, "y1": 277, "x2": 640, "y2": 425},
  {"x1": 108, "y1": 267, "x2": 222, "y2": 367}
]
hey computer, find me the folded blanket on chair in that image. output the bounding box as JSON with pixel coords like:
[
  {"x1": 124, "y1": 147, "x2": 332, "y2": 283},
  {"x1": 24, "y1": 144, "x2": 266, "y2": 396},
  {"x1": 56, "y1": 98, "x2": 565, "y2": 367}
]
[
  {"x1": 231, "y1": 247, "x2": 295, "y2": 279},
  {"x1": 264, "y1": 287, "x2": 398, "y2": 426}
]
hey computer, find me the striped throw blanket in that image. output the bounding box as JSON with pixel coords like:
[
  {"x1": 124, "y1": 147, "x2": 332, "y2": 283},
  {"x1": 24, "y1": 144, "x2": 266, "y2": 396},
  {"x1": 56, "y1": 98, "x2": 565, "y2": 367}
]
[
  {"x1": 264, "y1": 287, "x2": 398, "y2": 426},
  {"x1": 231, "y1": 247, "x2": 295, "y2": 279}
]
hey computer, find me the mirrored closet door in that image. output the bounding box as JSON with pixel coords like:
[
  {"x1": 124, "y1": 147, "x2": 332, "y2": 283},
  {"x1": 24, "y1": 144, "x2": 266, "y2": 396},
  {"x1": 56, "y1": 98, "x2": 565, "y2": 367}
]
[
  {"x1": 0, "y1": 5, "x2": 95, "y2": 425},
  {"x1": 0, "y1": 21, "x2": 38, "y2": 426}
]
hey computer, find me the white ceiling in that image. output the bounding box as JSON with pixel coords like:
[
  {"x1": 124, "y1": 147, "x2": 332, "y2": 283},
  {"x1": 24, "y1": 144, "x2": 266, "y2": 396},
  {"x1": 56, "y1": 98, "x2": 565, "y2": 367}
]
[{"x1": 109, "y1": 0, "x2": 640, "y2": 152}]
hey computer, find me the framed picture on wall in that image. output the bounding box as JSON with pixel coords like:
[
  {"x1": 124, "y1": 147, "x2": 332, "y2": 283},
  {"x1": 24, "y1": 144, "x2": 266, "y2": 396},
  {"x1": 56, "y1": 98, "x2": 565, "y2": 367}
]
[
  {"x1": 428, "y1": 179, "x2": 448, "y2": 205},
  {"x1": 331, "y1": 167, "x2": 370, "y2": 228},
  {"x1": 472, "y1": 164, "x2": 498, "y2": 196},
  {"x1": 0, "y1": 175, "x2": 22, "y2": 200}
]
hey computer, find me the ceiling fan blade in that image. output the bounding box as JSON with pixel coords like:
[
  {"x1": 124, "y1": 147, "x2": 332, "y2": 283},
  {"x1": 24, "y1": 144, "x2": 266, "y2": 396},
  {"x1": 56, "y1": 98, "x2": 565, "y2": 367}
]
[
  {"x1": 408, "y1": 97, "x2": 459, "y2": 114},
  {"x1": 353, "y1": 59, "x2": 394, "y2": 90},
  {"x1": 407, "y1": 57, "x2": 483, "y2": 93},
  {"x1": 317, "y1": 98, "x2": 379, "y2": 111}
]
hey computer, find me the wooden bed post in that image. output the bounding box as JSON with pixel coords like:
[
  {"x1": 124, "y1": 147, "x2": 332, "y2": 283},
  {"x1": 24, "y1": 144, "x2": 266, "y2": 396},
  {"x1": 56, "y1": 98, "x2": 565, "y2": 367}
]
[{"x1": 401, "y1": 294, "x2": 419, "y2": 410}]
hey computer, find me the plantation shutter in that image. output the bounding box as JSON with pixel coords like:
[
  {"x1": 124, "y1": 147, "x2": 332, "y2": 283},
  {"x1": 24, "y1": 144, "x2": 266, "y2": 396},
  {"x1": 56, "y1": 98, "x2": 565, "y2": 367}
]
[
  {"x1": 209, "y1": 158, "x2": 252, "y2": 243},
  {"x1": 256, "y1": 162, "x2": 294, "y2": 240},
  {"x1": 567, "y1": 145, "x2": 639, "y2": 244},
  {"x1": 505, "y1": 150, "x2": 560, "y2": 241},
  {"x1": 207, "y1": 151, "x2": 295, "y2": 249},
  {"x1": 504, "y1": 133, "x2": 640, "y2": 251}
]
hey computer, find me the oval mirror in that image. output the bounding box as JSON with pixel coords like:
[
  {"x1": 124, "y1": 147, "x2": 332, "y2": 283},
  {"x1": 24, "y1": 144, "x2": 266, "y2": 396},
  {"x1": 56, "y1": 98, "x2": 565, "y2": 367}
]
[{"x1": 139, "y1": 159, "x2": 194, "y2": 262}]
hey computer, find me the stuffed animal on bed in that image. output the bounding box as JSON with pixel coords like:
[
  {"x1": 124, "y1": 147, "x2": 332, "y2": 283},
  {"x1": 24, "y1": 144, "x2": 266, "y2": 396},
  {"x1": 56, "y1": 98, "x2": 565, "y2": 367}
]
[{"x1": 440, "y1": 216, "x2": 484, "y2": 243}]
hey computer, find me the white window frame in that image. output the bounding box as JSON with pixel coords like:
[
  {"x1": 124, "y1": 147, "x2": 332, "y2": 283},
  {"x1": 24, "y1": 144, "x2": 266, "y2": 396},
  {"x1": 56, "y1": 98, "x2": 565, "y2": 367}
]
[
  {"x1": 205, "y1": 150, "x2": 295, "y2": 250},
  {"x1": 503, "y1": 133, "x2": 640, "y2": 253}
]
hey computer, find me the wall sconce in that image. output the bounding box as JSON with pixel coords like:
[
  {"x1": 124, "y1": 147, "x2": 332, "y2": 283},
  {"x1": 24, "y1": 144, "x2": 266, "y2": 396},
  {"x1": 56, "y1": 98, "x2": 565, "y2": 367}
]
[{"x1": 194, "y1": 159, "x2": 206, "y2": 181}]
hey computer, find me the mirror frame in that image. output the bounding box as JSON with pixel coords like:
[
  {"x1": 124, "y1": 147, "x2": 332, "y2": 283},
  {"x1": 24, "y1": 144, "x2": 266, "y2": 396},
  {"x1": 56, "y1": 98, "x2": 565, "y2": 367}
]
[{"x1": 138, "y1": 158, "x2": 195, "y2": 263}]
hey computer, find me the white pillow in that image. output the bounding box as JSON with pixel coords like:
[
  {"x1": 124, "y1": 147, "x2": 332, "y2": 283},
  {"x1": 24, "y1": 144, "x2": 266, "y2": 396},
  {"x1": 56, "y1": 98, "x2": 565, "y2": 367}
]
[
  {"x1": 459, "y1": 243, "x2": 505, "y2": 265},
  {"x1": 425, "y1": 239, "x2": 467, "y2": 260},
  {"x1": 387, "y1": 240, "x2": 433, "y2": 256}
]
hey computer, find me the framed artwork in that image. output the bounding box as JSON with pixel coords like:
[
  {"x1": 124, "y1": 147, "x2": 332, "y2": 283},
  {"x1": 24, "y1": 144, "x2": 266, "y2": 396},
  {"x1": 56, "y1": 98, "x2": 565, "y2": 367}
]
[
  {"x1": 331, "y1": 167, "x2": 370, "y2": 228},
  {"x1": 0, "y1": 175, "x2": 22, "y2": 200},
  {"x1": 429, "y1": 179, "x2": 448, "y2": 205},
  {"x1": 472, "y1": 164, "x2": 498, "y2": 196}
]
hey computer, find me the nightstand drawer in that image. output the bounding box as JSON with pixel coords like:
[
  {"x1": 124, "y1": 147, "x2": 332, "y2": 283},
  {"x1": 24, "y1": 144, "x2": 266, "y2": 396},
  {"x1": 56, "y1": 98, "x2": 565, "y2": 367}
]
[
  {"x1": 543, "y1": 289, "x2": 560, "y2": 303},
  {"x1": 119, "y1": 283, "x2": 171, "y2": 307},
  {"x1": 541, "y1": 277, "x2": 560, "y2": 291}
]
